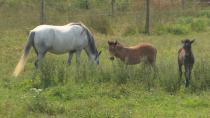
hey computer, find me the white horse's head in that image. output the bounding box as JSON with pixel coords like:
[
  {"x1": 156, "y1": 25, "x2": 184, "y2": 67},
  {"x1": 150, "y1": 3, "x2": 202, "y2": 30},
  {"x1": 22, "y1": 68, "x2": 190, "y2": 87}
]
[{"x1": 90, "y1": 51, "x2": 101, "y2": 65}]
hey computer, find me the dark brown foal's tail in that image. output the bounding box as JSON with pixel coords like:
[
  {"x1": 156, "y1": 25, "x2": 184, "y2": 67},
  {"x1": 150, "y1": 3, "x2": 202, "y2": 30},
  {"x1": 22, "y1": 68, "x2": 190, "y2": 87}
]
[{"x1": 13, "y1": 32, "x2": 35, "y2": 77}]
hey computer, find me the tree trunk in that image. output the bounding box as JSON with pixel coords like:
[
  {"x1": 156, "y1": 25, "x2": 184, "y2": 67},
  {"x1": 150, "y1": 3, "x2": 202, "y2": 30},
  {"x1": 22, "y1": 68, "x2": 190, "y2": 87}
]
[{"x1": 145, "y1": 0, "x2": 150, "y2": 35}]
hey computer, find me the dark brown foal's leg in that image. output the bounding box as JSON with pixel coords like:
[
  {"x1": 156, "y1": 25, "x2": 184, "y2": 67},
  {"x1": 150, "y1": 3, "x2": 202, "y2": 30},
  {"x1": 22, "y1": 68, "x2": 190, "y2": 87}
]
[
  {"x1": 184, "y1": 65, "x2": 190, "y2": 88},
  {"x1": 178, "y1": 64, "x2": 182, "y2": 79},
  {"x1": 188, "y1": 64, "x2": 193, "y2": 86},
  {"x1": 178, "y1": 64, "x2": 183, "y2": 87}
]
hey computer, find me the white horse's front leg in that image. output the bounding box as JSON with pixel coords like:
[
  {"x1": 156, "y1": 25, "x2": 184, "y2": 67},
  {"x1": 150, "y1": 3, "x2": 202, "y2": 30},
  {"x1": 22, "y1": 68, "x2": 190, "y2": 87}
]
[
  {"x1": 67, "y1": 52, "x2": 74, "y2": 65},
  {"x1": 76, "y1": 50, "x2": 81, "y2": 64}
]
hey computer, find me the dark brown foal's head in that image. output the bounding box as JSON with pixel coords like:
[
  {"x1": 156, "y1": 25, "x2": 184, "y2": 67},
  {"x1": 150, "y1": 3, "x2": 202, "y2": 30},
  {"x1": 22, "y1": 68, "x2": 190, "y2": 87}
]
[
  {"x1": 108, "y1": 40, "x2": 122, "y2": 60},
  {"x1": 181, "y1": 39, "x2": 195, "y2": 51}
]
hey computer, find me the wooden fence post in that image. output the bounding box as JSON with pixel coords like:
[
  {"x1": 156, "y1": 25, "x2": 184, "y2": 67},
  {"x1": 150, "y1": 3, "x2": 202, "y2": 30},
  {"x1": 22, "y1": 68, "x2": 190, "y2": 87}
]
[
  {"x1": 40, "y1": 0, "x2": 45, "y2": 24},
  {"x1": 145, "y1": 0, "x2": 150, "y2": 35},
  {"x1": 111, "y1": 0, "x2": 115, "y2": 16},
  {"x1": 181, "y1": 0, "x2": 185, "y2": 9},
  {"x1": 85, "y1": 0, "x2": 89, "y2": 9}
]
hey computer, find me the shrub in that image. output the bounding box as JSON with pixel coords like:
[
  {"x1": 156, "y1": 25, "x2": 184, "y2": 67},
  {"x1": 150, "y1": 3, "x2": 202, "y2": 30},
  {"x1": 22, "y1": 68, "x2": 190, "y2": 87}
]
[
  {"x1": 197, "y1": 10, "x2": 210, "y2": 18},
  {"x1": 123, "y1": 25, "x2": 138, "y2": 36},
  {"x1": 191, "y1": 18, "x2": 209, "y2": 32},
  {"x1": 156, "y1": 23, "x2": 191, "y2": 35},
  {"x1": 73, "y1": 0, "x2": 90, "y2": 9},
  {"x1": 191, "y1": 61, "x2": 210, "y2": 92},
  {"x1": 158, "y1": 62, "x2": 180, "y2": 94},
  {"x1": 35, "y1": 59, "x2": 68, "y2": 89},
  {"x1": 27, "y1": 94, "x2": 65, "y2": 115},
  {"x1": 111, "y1": 62, "x2": 129, "y2": 84},
  {"x1": 167, "y1": 24, "x2": 191, "y2": 35},
  {"x1": 177, "y1": 16, "x2": 193, "y2": 25},
  {"x1": 86, "y1": 15, "x2": 112, "y2": 35}
]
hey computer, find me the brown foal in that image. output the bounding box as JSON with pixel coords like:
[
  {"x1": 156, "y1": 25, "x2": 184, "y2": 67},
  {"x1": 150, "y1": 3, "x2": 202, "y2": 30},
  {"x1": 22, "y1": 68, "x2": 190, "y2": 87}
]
[
  {"x1": 108, "y1": 40, "x2": 157, "y2": 65},
  {"x1": 178, "y1": 39, "x2": 195, "y2": 87}
]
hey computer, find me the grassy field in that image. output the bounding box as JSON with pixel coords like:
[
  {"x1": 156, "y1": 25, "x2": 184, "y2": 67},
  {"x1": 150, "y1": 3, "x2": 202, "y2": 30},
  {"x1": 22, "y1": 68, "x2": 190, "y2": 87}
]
[{"x1": 1, "y1": 1, "x2": 210, "y2": 118}]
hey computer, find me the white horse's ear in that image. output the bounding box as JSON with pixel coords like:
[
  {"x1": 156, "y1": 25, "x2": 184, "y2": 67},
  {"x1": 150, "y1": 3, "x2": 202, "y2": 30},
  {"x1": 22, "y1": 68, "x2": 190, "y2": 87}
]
[{"x1": 191, "y1": 39, "x2": 195, "y2": 44}]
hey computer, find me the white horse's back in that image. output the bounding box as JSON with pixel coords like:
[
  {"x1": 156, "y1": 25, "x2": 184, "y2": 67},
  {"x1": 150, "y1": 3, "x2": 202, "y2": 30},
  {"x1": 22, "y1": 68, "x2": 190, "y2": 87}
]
[{"x1": 32, "y1": 24, "x2": 88, "y2": 54}]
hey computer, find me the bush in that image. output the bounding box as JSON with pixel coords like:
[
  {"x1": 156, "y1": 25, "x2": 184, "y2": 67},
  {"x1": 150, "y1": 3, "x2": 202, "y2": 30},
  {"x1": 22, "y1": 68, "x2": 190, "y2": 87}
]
[
  {"x1": 158, "y1": 63, "x2": 180, "y2": 94},
  {"x1": 156, "y1": 23, "x2": 190, "y2": 35},
  {"x1": 34, "y1": 59, "x2": 68, "y2": 89},
  {"x1": 197, "y1": 10, "x2": 210, "y2": 18},
  {"x1": 156, "y1": 16, "x2": 210, "y2": 34},
  {"x1": 73, "y1": 0, "x2": 90, "y2": 9},
  {"x1": 111, "y1": 61, "x2": 157, "y2": 90},
  {"x1": 177, "y1": 16, "x2": 193, "y2": 25},
  {"x1": 163, "y1": 24, "x2": 191, "y2": 35},
  {"x1": 123, "y1": 25, "x2": 138, "y2": 36},
  {"x1": 86, "y1": 15, "x2": 112, "y2": 35},
  {"x1": 191, "y1": 61, "x2": 210, "y2": 92},
  {"x1": 27, "y1": 94, "x2": 65, "y2": 115},
  {"x1": 191, "y1": 18, "x2": 209, "y2": 32}
]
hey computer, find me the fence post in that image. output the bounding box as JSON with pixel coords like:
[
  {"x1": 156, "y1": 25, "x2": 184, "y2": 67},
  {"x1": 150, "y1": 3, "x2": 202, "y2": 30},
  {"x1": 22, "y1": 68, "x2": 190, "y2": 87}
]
[
  {"x1": 111, "y1": 0, "x2": 115, "y2": 16},
  {"x1": 40, "y1": 0, "x2": 45, "y2": 24},
  {"x1": 181, "y1": 0, "x2": 185, "y2": 9},
  {"x1": 145, "y1": 0, "x2": 150, "y2": 35},
  {"x1": 85, "y1": 0, "x2": 89, "y2": 9}
]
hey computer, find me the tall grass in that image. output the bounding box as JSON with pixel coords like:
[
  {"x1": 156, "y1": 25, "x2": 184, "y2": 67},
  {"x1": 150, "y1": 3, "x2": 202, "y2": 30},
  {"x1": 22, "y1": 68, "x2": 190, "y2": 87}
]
[{"x1": 29, "y1": 58, "x2": 210, "y2": 94}]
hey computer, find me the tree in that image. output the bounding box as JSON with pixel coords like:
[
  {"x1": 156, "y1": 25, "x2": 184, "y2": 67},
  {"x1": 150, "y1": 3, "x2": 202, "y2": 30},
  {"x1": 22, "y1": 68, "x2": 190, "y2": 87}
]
[{"x1": 145, "y1": 0, "x2": 150, "y2": 34}]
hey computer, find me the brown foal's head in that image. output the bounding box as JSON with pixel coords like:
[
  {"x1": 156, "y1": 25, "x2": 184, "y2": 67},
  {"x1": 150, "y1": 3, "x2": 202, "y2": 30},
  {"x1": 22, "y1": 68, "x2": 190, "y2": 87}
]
[
  {"x1": 181, "y1": 39, "x2": 195, "y2": 50},
  {"x1": 108, "y1": 40, "x2": 122, "y2": 60}
]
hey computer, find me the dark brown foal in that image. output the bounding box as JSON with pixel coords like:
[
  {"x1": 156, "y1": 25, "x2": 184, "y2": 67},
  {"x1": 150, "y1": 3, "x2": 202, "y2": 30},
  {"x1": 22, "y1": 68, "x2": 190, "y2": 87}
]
[{"x1": 178, "y1": 39, "x2": 195, "y2": 87}]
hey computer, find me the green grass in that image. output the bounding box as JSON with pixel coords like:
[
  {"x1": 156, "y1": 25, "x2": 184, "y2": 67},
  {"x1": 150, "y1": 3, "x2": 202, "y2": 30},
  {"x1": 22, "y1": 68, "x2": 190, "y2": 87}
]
[{"x1": 1, "y1": 0, "x2": 210, "y2": 118}]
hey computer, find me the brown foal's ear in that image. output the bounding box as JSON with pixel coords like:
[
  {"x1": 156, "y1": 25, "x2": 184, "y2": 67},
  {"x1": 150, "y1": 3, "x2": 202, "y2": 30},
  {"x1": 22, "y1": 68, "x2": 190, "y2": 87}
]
[
  {"x1": 114, "y1": 40, "x2": 118, "y2": 45},
  {"x1": 191, "y1": 39, "x2": 195, "y2": 44},
  {"x1": 108, "y1": 40, "x2": 112, "y2": 45}
]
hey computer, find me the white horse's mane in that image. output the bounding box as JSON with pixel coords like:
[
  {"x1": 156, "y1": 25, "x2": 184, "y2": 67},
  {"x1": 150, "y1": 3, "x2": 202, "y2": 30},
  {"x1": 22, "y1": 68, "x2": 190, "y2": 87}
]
[{"x1": 67, "y1": 22, "x2": 98, "y2": 55}]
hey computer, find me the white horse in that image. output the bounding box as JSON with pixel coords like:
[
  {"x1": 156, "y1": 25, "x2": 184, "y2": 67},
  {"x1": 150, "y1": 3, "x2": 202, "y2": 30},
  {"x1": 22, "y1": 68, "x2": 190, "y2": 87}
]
[{"x1": 14, "y1": 23, "x2": 101, "y2": 77}]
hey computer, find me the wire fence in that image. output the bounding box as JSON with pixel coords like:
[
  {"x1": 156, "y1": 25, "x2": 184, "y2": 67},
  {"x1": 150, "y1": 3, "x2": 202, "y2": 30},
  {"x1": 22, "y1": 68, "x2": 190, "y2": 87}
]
[
  {"x1": 0, "y1": 0, "x2": 207, "y2": 33},
  {"x1": 40, "y1": 0, "x2": 202, "y2": 23}
]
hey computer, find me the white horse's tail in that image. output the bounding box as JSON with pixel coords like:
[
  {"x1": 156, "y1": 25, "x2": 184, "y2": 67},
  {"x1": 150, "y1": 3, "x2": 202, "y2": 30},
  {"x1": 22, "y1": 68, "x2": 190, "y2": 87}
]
[{"x1": 13, "y1": 32, "x2": 35, "y2": 77}]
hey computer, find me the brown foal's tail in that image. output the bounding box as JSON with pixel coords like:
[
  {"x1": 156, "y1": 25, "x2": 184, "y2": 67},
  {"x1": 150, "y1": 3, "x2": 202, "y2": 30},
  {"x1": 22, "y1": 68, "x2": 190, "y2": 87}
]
[
  {"x1": 13, "y1": 32, "x2": 35, "y2": 77},
  {"x1": 154, "y1": 48, "x2": 157, "y2": 63}
]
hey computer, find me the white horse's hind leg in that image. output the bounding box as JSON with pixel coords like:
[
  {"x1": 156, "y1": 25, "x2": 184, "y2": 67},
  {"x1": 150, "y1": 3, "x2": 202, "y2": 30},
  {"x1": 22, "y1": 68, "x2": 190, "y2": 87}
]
[
  {"x1": 76, "y1": 50, "x2": 81, "y2": 64},
  {"x1": 35, "y1": 52, "x2": 47, "y2": 69},
  {"x1": 67, "y1": 52, "x2": 74, "y2": 65}
]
